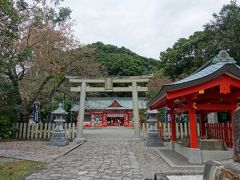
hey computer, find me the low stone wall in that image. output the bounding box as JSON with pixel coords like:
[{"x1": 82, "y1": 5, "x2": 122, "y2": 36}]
[
  {"x1": 171, "y1": 142, "x2": 233, "y2": 164},
  {"x1": 172, "y1": 142, "x2": 189, "y2": 159},
  {"x1": 173, "y1": 142, "x2": 201, "y2": 164},
  {"x1": 201, "y1": 150, "x2": 233, "y2": 163}
]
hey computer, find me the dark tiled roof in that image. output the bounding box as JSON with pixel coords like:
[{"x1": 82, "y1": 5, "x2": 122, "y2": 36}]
[
  {"x1": 173, "y1": 50, "x2": 237, "y2": 85},
  {"x1": 172, "y1": 62, "x2": 233, "y2": 84},
  {"x1": 71, "y1": 97, "x2": 147, "y2": 111}
]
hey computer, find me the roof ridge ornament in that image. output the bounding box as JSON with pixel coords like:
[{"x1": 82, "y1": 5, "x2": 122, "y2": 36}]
[{"x1": 212, "y1": 50, "x2": 236, "y2": 64}]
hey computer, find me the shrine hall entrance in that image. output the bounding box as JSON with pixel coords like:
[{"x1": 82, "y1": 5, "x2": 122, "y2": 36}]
[
  {"x1": 106, "y1": 112, "x2": 128, "y2": 126},
  {"x1": 107, "y1": 117, "x2": 124, "y2": 126}
]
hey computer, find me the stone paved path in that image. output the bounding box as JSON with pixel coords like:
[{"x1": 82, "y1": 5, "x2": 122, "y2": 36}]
[
  {"x1": 25, "y1": 127, "x2": 203, "y2": 180},
  {"x1": 0, "y1": 141, "x2": 77, "y2": 163}
]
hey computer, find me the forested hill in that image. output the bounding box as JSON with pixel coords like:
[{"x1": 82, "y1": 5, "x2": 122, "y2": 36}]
[{"x1": 87, "y1": 42, "x2": 159, "y2": 76}]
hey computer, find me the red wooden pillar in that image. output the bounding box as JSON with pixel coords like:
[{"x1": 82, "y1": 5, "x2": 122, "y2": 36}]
[
  {"x1": 170, "y1": 111, "x2": 176, "y2": 141},
  {"x1": 127, "y1": 113, "x2": 130, "y2": 127},
  {"x1": 200, "y1": 113, "x2": 206, "y2": 137},
  {"x1": 189, "y1": 109, "x2": 198, "y2": 148},
  {"x1": 124, "y1": 113, "x2": 129, "y2": 127},
  {"x1": 102, "y1": 113, "x2": 107, "y2": 127}
]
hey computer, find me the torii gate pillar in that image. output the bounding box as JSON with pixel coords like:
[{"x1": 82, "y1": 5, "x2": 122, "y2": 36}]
[
  {"x1": 75, "y1": 81, "x2": 86, "y2": 143},
  {"x1": 132, "y1": 81, "x2": 140, "y2": 137}
]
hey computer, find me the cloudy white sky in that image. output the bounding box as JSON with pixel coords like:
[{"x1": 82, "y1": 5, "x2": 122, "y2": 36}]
[{"x1": 62, "y1": 0, "x2": 230, "y2": 59}]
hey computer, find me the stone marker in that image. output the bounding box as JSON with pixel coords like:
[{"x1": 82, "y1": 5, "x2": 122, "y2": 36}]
[
  {"x1": 233, "y1": 107, "x2": 240, "y2": 162},
  {"x1": 203, "y1": 107, "x2": 240, "y2": 180},
  {"x1": 203, "y1": 160, "x2": 223, "y2": 180},
  {"x1": 221, "y1": 164, "x2": 240, "y2": 180}
]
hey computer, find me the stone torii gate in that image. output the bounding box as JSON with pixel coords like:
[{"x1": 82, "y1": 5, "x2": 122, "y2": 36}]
[{"x1": 66, "y1": 75, "x2": 152, "y2": 143}]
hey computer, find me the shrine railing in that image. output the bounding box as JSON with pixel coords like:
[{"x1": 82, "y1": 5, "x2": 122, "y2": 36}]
[
  {"x1": 205, "y1": 122, "x2": 233, "y2": 147},
  {"x1": 139, "y1": 122, "x2": 233, "y2": 147}
]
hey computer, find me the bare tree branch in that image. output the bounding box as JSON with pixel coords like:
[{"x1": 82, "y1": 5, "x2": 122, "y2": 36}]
[
  {"x1": 41, "y1": 77, "x2": 66, "y2": 107},
  {"x1": 26, "y1": 75, "x2": 53, "y2": 111}
]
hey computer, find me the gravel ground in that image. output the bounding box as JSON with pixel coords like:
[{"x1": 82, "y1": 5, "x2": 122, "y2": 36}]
[{"x1": 0, "y1": 141, "x2": 78, "y2": 163}]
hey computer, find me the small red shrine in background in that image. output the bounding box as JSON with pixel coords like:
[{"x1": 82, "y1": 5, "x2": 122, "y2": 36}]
[
  {"x1": 148, "y1": 50, "x2": 240, "y2": 149},
  {"x1": 71, "y1": 97, "x2": 147, "y2": 127}
]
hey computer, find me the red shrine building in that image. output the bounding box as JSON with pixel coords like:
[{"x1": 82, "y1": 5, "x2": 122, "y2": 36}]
[
  {"x1": 71, "y1": 97, "x2": 147, "y2": 127},
  {"x1": 148, "y1": 50, "x2": 240, "y2": 163}
]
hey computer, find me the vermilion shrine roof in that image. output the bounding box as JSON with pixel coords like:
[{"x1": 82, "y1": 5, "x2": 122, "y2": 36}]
[
  {"x1": 148, "y1": 50, "x2": 240, "y2": 109},
  {"x1": 109, "y1": 99, "x2": 123, "y2": 108}
]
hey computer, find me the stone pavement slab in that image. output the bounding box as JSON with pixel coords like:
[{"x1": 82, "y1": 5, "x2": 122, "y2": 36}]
[
  {"x1": 0, "y1": 141, "x2": 78, "y2": 163},
  {"x1": 83, "y1": 127, "x2": 134, "y2": 140},
  {"x1": 130, "y1": 142, "x2": 203, "y2": 178},
  {"x1": 167, "y1": 175, "x2": 203, "y2": 180},
  {"x1": 158, "y1": 150, "x2": 204, "y2": 168},
  {"x1": 26, "y1": 139, "x2": 145, "y2": 180}
]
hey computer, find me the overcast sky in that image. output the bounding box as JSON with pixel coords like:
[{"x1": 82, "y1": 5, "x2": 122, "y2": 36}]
[{"x1": 62, "y1": 0, "x2": 230, "y2": 59}]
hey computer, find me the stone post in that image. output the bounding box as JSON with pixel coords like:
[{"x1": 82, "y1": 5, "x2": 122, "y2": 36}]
[
  {"x1": 233, "y1": 107, "x2": 240, "y2": 162},
  {"x1": 132, "y1": 81, "x2": 140, "y2": 138},
  {"x1": 145, "y1": 110, "x2": 164, "y2": 146},
  {"x1": 75, "y1": 81, "x2": 86, "y2": 144}
]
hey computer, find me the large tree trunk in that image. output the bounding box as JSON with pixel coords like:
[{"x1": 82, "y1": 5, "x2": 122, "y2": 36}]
[{"x1": 8, "y1": 72, "x2": 26, "y2": 122}]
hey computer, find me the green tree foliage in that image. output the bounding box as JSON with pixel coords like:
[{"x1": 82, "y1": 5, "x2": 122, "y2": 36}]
[
  {"x1": 204, "y1": 0, "x2": 240, "y2": 62},
  {"x1": 88, "y1": 42, "x2": 159, "y2": 76},
  {"x1": 0, "y1": 0, "x2": 72, "y2": 121},
  {"x1": 146, "y1": 69, "x2": 171, "y2": 99},
  {"x1": 0, "y1": 80, "x2": 18, "y2": 138},
  {"x1": 160, "y1": 1, "x2": 240, "y2": 80}
]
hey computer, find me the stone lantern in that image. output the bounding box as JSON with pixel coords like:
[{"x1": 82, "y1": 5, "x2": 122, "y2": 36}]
[
  {"x1": 145, "y1": 110, "x2": 164, "y2": 146},
  {"x1": 48, "y1": 103, "x2": 69, "y2": 146}
]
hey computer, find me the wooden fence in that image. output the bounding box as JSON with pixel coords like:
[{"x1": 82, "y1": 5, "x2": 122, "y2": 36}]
[
  {"x1": 14, "y1": 122, "x2": 232, "y2": 145},
  {"x1": 14, "y1": 123, "x2": 77, "y2": 140},
  {"x1": 14, "y1": 122, "x2": 199, "y2": 140},
  {"x1": 140, "y1": 122, "x2": 201, "y2": 140}
]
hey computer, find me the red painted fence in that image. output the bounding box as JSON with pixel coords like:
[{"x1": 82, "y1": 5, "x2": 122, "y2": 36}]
[{"x1": 205, "y1": 123, "x2": 233, "y2": 147}]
